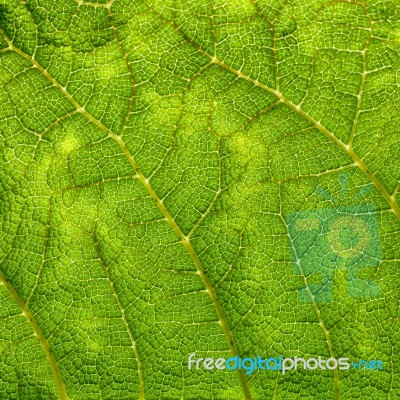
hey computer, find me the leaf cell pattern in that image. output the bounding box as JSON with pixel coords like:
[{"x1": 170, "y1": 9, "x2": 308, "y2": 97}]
[{"x1": 0, "y1": 0, "x2": 399, "y2": 399}]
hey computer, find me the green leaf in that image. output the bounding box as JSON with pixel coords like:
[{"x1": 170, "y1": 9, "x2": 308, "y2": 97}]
[{"x1": 0, "y1": 0, "x2": 399, "y2": 399}]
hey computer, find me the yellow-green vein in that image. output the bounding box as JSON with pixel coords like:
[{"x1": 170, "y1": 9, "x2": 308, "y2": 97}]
[
  {"x1": 0, "y1": 269, "x2": 69, "y2": 400},
  {"x1": 0, "y1": 28, "x2": 253, "y2": 400}
]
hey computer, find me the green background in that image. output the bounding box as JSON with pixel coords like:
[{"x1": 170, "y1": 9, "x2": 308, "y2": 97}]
[{"x1": 0, "y1": 0, "x2": 399, "y2": 398}]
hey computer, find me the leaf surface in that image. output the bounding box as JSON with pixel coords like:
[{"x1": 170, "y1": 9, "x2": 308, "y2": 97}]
[{"x1": 0, "y1": 0, "x2": 399, "y2": 399}]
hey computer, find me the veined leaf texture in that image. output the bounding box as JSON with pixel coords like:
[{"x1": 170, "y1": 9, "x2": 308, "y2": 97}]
[{"x1": 0, "y1": 0, "x2": 399, "y2": 399}]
